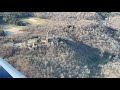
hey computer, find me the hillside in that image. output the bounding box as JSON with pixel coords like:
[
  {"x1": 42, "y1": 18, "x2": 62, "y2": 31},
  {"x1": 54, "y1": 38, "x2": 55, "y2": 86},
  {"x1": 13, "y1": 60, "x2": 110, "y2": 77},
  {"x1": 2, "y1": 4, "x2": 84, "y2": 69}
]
[{"x1": 0, "y1": 12, "x2": 120, "y2": 78}]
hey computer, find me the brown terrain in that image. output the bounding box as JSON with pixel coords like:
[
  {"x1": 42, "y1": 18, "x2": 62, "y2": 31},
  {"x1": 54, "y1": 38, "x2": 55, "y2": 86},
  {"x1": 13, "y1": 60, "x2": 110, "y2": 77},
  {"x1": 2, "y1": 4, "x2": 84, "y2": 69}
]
[{"x1": 0, "y1": 12, "x2": 120, "y2": 78}]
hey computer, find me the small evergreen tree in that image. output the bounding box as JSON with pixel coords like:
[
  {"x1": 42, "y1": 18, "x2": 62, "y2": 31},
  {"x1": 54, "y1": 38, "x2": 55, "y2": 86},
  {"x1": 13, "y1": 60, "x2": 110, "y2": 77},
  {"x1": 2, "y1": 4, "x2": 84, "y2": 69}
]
[{"x1": 0, "y1": 26, "x2": 6, "y2": 36}]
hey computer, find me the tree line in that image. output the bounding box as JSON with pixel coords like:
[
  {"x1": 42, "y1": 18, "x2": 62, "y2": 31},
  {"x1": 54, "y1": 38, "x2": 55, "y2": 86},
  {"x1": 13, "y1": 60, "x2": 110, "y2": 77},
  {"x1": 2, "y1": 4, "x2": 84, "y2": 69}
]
[{"x1": 0, "y1": 12, "x2": 32, "y2": 25}]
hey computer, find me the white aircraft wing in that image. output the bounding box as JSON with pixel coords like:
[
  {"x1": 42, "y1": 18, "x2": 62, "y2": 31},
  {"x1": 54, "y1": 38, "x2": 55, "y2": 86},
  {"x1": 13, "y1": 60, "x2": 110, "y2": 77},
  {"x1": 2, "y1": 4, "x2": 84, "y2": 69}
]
[{"x1": 0, "y1": 57, "x2": 26, "y2": 78}]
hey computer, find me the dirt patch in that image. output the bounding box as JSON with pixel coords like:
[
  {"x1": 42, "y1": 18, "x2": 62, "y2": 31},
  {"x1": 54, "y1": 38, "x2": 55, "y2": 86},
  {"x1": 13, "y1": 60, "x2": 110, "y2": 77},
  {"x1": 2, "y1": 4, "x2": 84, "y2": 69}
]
[
  {"x1": 4, "y1": 25, "x2": 27, "y2": 35},
  {"x1": 3, "y1": 17, "x2": 47, "y2": 36},
  {"x1": 21, "y1": 17, "x2": 47, "y2": 26}
]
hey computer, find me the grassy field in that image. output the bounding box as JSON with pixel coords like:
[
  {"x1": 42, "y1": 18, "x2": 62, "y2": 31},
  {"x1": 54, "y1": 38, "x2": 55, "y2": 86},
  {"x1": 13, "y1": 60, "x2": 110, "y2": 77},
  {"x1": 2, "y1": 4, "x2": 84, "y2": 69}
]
[
  {"x1": 3, "y1": 17, "x2": 47, "y2": 35},
  {"x1": 21, "y1": 17, "x2": 47, "y2": 26},
  {"x1": 4, "y1": 25, "x2": 27, "y2": 34}
]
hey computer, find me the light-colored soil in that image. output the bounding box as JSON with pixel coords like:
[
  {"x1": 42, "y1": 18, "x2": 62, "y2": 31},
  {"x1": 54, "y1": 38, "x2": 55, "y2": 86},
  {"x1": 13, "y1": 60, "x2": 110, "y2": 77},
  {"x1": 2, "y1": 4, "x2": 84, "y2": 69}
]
[
  {"x1": 4, "y1": 25, "x2": 27, "y2": 35},
  {"x1": 3, "y1": 17, "x2": 47, "y2": 35},
  {"x1": 21, "y1": 17, "x2": 47, "y2": 26}
]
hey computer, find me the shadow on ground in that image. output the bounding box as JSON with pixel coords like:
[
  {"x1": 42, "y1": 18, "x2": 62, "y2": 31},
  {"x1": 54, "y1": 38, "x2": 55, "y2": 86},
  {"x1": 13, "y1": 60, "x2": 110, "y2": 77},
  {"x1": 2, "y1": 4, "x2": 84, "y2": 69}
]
[{"x1": 59, "y1": 37, "x2": 115, "y2": 78}]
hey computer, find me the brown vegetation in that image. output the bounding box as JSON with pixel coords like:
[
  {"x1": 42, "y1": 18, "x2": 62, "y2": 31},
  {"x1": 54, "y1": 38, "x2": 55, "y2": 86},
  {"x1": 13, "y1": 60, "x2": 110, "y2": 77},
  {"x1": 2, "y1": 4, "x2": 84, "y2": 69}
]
[{"x1": 1, "y1": 12, "x2": 120, "y2": 78}]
